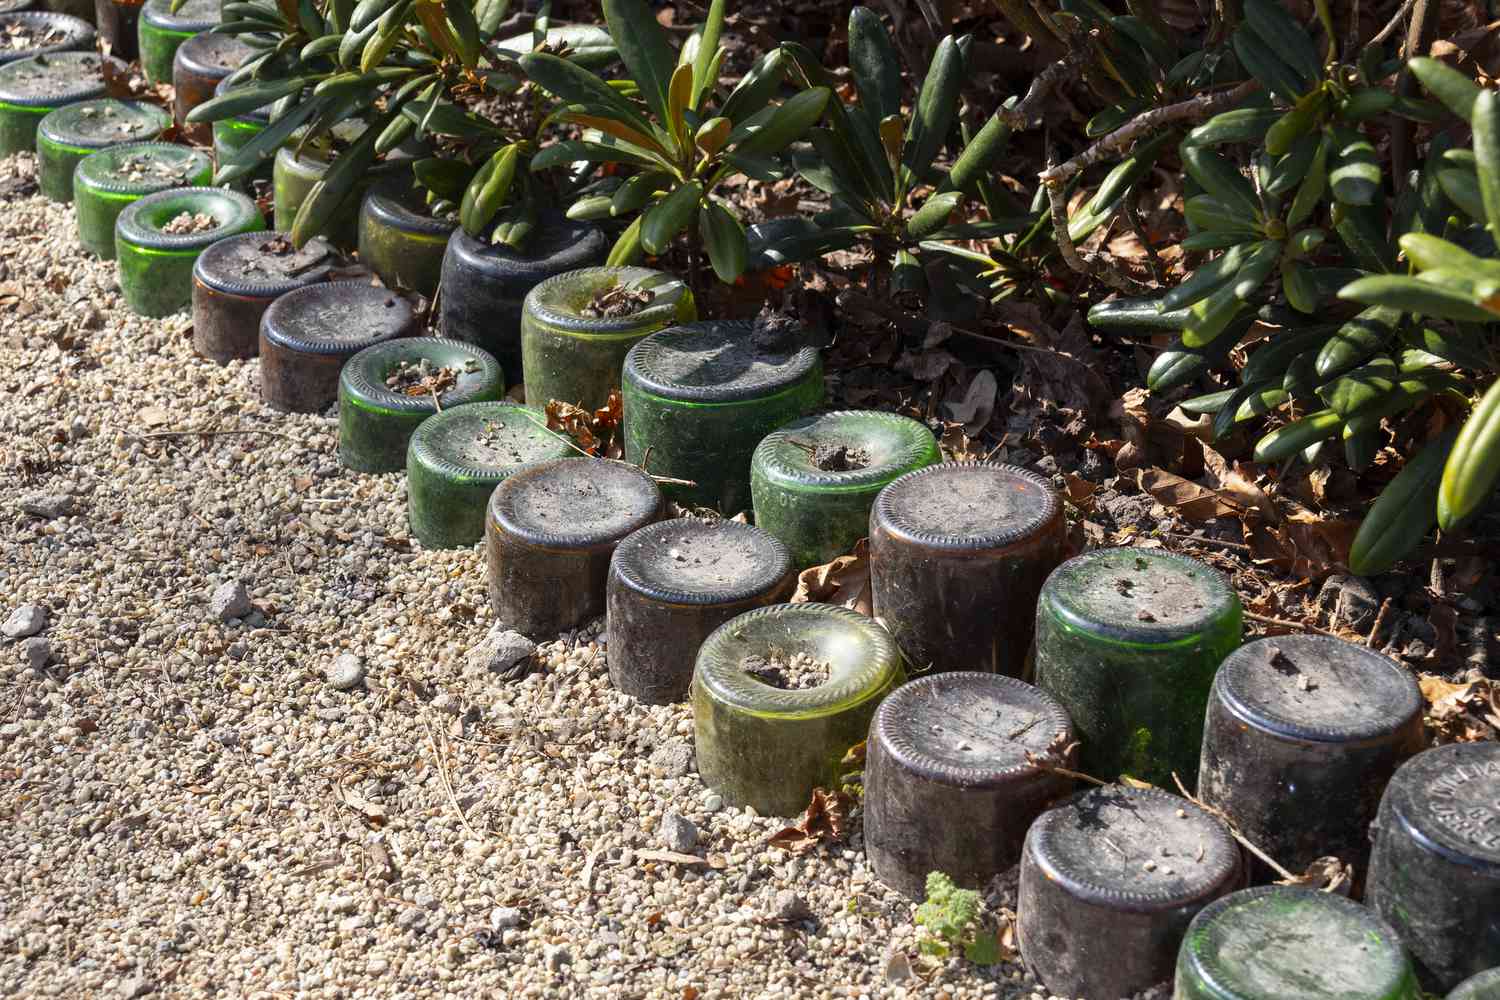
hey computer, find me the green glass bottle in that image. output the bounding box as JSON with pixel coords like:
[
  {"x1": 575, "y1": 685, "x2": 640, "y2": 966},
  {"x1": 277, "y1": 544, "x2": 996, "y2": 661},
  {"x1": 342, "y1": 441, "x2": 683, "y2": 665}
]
[
  {"x1": 35, "y1": 98, "x2": 168, "y2": 202},
  {"x1": 73, "y1": 142, "x2": 212, "y2": 258},
  {"x1": 356, "y1": 176, "x2": 457, "y2": 298},
  {"x1": 137, "y1": 0, "x2": 217, "y2": 86},
  {"x1": 0, "y1": 51, "x2": 105, "y2": 157},
  {"x1": 521, "y1": 266, "x2": 696, "y2": 412},
  {"x1": 1034, "y1": 547, "x2": 1242, "y2": 786},
  {"x1": 405, "y1": 402, "x2": 573, "y2": 550},
  {"x1": 338, "y1": 338, "x2": 505, "y2": 473},
  {"x1": 210, "y1": 72, "x2": 270, "y2": 186},
  {"x1": 623, "y1": 320, "x2": 823, "y2": 516},
  {"x1": 751, "y1": 410, "x2": 940, "y2": 568},
  {"x1": 114, "y1": 186, "x2": 264, "y2": 317},
  {"x1": 1175, "y1": 886, "x2": 1420, "y2": 1000},
  {"x1": 272, "y1": 119, "x2": 369, "y2": 249},
  {"x1": 693, "y1": 602, "x2": 902, "y2": 816}
]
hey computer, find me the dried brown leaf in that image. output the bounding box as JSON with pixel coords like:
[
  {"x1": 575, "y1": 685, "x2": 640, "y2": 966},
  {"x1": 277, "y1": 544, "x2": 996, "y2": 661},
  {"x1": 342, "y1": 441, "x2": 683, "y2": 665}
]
[{"x1": 767, "y1": 788, "x2": 852, "y2": 854}]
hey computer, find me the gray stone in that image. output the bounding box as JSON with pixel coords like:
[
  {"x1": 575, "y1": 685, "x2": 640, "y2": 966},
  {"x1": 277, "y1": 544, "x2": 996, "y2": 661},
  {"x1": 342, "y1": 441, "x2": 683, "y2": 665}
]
[
  {"x1": 469, "y1": 625, "x2": 537, "y2": 680},
  {"x1": 118, "y1": 976, "x2": 153, "y2": 998},
  {"x1": 3, "y1": 604, "x2": 46, "y2": 639},
  {"x1": 20, "y1": 494, "x2": 72, "y2": 519},
  {"x1": 22, "y1": 638, "x2": 49, "y2": 671},
  {"x1": 660, "y1": 812, "x2": 697, "y2": 853},
  {"x1": 431, "y1": 692, "x2": 460, "y2": 716},
  {"x1": 648, "y1": 741, "x2": 695, "y2": 778},
  {"x1": 1318, "y1": 572, "x2": 1381, "y2": 632},
  {"x1": 326, "y1": 653, "x2": 365, "y2": 691},
  {"x1": 209, "y1": 581, "x2": 252, "y2": 623},
  {"x1": 490, "y1": 907, "x2": 522, "y2": 929},
  {"x1": 772, "y1": 890, "x2": 811, "y2": 923},
  {"x1": 543, "y1": 943, "x2": 571, "y2": 971}
]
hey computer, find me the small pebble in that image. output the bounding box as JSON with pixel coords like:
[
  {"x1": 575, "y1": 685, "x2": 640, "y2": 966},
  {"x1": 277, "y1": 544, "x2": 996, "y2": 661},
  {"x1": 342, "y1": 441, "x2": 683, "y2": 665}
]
[
  {"x1": 3, "y1": 604, "x2": 47, "y2": 639},
  {"x1": 326, "y1": 653, "x2": 365, "y2": 691},
  {"x1": 772, "y1": 890, "x2": 811, "y2": 923},
  {"x1": 23, "y1": 637, "x2": 50, "y2": 671},
  {"x1": 661, "y1": 812, "x2": 697, "y2": 853},
  {"x1": 209, "y1": 580, "x2": 252, "y2": 622}
]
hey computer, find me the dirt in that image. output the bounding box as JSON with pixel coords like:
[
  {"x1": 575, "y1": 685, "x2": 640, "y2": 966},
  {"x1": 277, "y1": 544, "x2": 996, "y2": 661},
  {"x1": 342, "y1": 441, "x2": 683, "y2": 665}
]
[
  {"x1": 812, "y1": 443, "x2": 869, "y2": 472},
  {"x1": 385, "y1": 358, "x2": 458, "y2": 398},
  {"x1": 741, "y1": 649, "x2": 832, "y2": 690},
  {"x1": 3, "y1": 21, "x2": 65, "y2": 51},
  {"x1": 582, "y1": 282, "x2": 654, "y2": 319},
  {"x1": 105, "y1": 152, "x2": 197, "y2": 186},
  {"x1": 160, "y1": 211, "x2": 217, "y2": 235}
]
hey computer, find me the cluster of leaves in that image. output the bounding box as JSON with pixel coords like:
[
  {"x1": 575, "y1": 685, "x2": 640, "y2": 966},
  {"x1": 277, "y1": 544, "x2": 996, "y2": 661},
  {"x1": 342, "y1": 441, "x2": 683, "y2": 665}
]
[
  {"x1": 913, "y1": 871, "x2": 998, "y2": 964},
  {"x1": 1073, "y1": 0, "x2": 1497, "y2": 575},
  {"x1": 522, "y1": 0, "x2": 829, "y2": 282},
  {"x1": 186, "y1": 0, "x2": 616, "y2": 248}
]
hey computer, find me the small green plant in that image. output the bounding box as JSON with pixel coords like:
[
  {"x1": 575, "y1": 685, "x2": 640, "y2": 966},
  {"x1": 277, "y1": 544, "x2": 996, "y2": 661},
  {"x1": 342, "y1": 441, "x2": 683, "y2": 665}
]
[
  {"x1": 914, "y1": 871, "x2": 999, "y2": 964},
  {"x1": 522, "y1": 0, "x2": 828, "y2": 282}
]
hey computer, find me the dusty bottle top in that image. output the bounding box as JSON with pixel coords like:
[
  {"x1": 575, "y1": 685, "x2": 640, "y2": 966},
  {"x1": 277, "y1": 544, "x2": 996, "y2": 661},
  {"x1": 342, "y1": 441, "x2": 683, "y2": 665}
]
[
  {"x1": 625, "y1": 320, "x2": 820, "y2": 403},
  {"x1": 1041, "y1": 546, "x2": 1240, "y2": 645},
  {"x1": 1027, "y1": 785, "x2": 1240, "y2": 908},
  {"x1": 1213, "y1": 634, "x2": 1422, "y2": 744},
  {"x1": 261, "y1": 282, "x2": 415, "y2": 355},
  {"x1": 611, "y1": 518, "x2": 793, "y2": 605},
  {"x1": 489, "y1": 458, "x2": 662, "y2": 551},
  {"x1": 872, "y1": 461, "x2": 1060, "y2": 552},
  {"x1": 1175, "y1": 885, "x2": 1419, "y2": 1000}
]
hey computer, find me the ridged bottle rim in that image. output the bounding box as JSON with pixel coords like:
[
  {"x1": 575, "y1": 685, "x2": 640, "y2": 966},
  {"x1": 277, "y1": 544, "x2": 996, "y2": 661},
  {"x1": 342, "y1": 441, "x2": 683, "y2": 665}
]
[
  {"x1": 1449, "y1": 967, "x2": 1500, "y2": 999},
  {"x1": 74, "y1": 142, "x2": 212, "y2": 196},
  {"x1": 260, "y1": 280, "x2": 415, "y2": 355},
  {"x1": 0, "y1": 51, "x2": 105, "y2": 107},
  {"x1": 753, "y1": 410, "x2": 939, "y2": 492},
  {"x1": 38, "y1": 98, "x2": 168, "y2": 150},
  {"x1": 340, "y1": 338, "x2": 503, "y2": 415},
  {"x1": 0, "y1": 12, "x2": 93, "y2": 60},
  {"x1": 362, "y1": 179, "x2": 459, "y2": 239},
  {"x1": 871, "y1": 461, "x2": 1061, "y2": 550},
  {"x1": 1381, "y1": 741, "x2": 1500, "y2": 872},
  {"x1": 446, "y1": 214, "x2": 606, "y2": 278},
  {"x1": 192, "y1": 231, "x2": 330, "y2": 297},
  {"x1": 694, "y1": 603, "x2": 901, "y2": 720},
  {"x1": 1178, "y1": 886, "x2": 1414, "y2": 1000},
  {"x1": 488, "y1": 458, "x2": 660, "y2": 550},
  {"x1": 116, "y1": 185, "x2": 259, "y2": 251},
  {"x1": 1213, "y1": 635, "x2": 1421, "y2": 745},
  {"x1": 525, "y1": 266, "x2": 690, "y2": 339},
  {"x1": 624, "y1": 320, "x2": 821, "y2": 404},
  {"x1": 610, "y1": 518, "x2": 793, "y2": 606},
  {"x1": 1039, "y1": 547, "x2": 1241, "y2": 646},
  {"x1": 872, "y1": 672, "x2": 1073, "y2": 787},
  {"x1": 0, "y1": 0, "x2": 36, "y2": 12},
  {"x1": 173, "y1": 30, "x2": 251, "y2": 78},
  {"x1": 407, "y1": 402, "x2": 572, "y2": 481},
  {"x1": 142, "y1": 0, "x2": 217, "y2": 32},
  {"x1": 1026, "y1": 785, "x2": 1239, "y2": 912}
]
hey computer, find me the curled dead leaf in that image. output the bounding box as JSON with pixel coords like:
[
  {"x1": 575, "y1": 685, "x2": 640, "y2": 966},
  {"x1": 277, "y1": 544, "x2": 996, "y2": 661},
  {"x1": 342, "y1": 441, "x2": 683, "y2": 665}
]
[
  {"x1": 792, "y1": 539, "x2": 872, "y2": 616},
  {"x1": 767, "y1": 788, "x2": 852, "y2": 854}
]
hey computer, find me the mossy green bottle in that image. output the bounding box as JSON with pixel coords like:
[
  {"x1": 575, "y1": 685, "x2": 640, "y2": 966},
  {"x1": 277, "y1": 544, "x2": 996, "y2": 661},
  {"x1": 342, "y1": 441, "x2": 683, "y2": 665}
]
[
  {"x1": 1034, "y1": 547, "x2": 1242, "y2": 786},
  {"x1": 0, "y1": 51, "x2": 105, "y2": 156},
  {"x1": 74, "y1": 142, "x2": 212, "y2": 258},
  {"x1": 693, "y1": 602, "x2": 902, "y2": 816},
  {"x1": 405, "y1": 402, "x2": 574, "y2": 549},
  {"x1": 35, "y1": 98, "x2": 169, "y2": 202},
  {"x1": 137, "y1": 0, "x2": 217, "y2": 86},
  {"x1": 521, "y1": 266, "x2": 696, "y2": 412},
  {"x1": 751, "y1": 410, "x2": 940, "y2": 568},
  {"x1": 1175, "y1": 886, "x2": 1420, "y2": 1000},
  {"x1": 338, "y1": 338, "x2": 505, "y2": 473},
  {"x1": 115, "y1": 186, "x2": 264, "y2": 317},
  {"x1": 273, "y1": 119, "x2": 368, "y2": 248},
  {"x1": 356, "y1": 176, "x2": 457, "y2": 298},
  {"x1": 622, "y1": 320, "x2": 823, "y2": 516}
]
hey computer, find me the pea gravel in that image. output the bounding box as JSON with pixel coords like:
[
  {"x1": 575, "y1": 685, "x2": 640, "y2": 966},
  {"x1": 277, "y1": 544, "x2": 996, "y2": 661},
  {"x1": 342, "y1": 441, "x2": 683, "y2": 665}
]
[{"x1": 0, "y1": 151, "x2": 1075, "y2": 1000}]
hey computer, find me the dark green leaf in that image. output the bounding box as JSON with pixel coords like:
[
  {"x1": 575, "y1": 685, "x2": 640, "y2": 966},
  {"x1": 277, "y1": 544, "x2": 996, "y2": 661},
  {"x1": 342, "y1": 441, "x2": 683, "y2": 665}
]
[{"x1": 603, "y1": 0, "x2": 677, "y2": 125}]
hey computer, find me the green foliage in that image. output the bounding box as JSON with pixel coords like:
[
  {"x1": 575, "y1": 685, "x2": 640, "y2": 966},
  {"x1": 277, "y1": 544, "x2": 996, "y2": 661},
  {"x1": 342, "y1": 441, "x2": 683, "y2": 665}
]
[
  {"x1": 522, "y1": 0, "x2": 827, "y2": 280},
  {"x1": 757, "y1": 7, "x2": 1024, "y2": 293},
  {"x1": 914, "y1": 872, "x2": 999, "y2": 965},
  {"x1": 193, "y1": 0, "x2": 619, "y2": 247}
]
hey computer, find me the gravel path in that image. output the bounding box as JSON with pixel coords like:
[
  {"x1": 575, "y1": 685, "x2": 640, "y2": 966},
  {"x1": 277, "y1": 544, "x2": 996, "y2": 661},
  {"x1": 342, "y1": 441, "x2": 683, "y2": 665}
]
[{"x1": 0, "y1": 152, "x2": 1059, "y2": 1000}]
